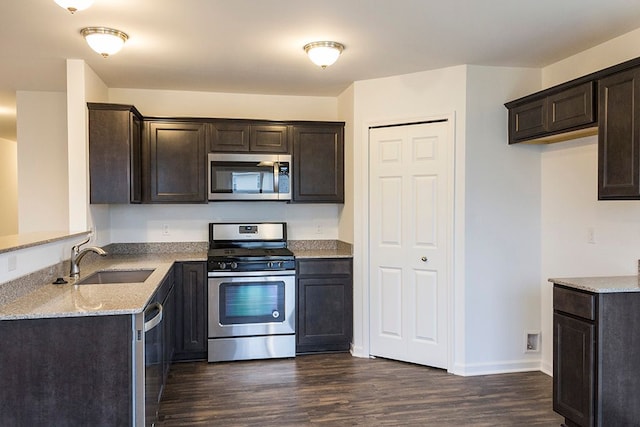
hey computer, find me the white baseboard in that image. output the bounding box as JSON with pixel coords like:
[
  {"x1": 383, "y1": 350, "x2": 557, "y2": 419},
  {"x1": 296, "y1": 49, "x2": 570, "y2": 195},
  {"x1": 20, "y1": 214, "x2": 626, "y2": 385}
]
[{"x1": 450, "y1": 358, "x2": 543, "y2": 377}]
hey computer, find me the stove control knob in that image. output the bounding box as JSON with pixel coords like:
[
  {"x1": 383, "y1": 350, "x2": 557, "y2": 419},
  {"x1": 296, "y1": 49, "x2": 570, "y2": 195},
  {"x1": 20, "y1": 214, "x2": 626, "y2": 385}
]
[
  {"x1": 218, "y1": 262, "x2": 227, "y2": 270},
  {"x1": 273, "y1": 261, "x2": 282, "y2": 269},
  {"x1": 230, "y1": 262, "x2": 238, "y2": 269},
  {"x1": 267, "y1": 261, "x2": 274, "y2": 268}
]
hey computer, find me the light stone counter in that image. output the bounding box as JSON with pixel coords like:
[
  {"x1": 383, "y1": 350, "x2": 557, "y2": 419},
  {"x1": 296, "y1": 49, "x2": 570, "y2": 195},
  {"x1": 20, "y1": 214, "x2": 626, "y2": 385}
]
[
  {"x1": 288, "y1": 239, "x2": 352, "y2": 259},
  {"x1": 549, "y1": 276, "x2": 640, "y2": 293},
  {"x1": 0, "y1": 252, "x2": 206, "y2": 320}
]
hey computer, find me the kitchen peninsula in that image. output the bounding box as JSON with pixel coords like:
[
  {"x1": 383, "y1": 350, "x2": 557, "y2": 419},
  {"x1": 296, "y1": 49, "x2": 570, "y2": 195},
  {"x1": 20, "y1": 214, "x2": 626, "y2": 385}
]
[{"x1": 550, "y1": 275, "x2": 640, "y2": 426}]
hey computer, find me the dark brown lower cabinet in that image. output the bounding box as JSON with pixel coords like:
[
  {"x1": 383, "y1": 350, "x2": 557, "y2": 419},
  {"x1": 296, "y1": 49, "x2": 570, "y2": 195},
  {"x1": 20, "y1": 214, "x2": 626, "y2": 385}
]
[
  {"x1": 0, "y1": 270, "x2": 176, "y2": 427},
  {"x1": 0, "y1": 315, "x2": 133, "y2": 426},
  {"x1": 553, "y1": 284, "x2": 640, "y2": 426},
  {"x1": 173, "y1": 261, "x2": 208, "y2": 361},
  {"x1": 296, "y1": 258, "x2": 353, "y2": 354}
]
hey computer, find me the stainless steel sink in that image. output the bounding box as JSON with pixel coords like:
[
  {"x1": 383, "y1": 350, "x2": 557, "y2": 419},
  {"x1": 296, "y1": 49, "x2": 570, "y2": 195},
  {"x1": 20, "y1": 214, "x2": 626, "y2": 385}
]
[{"x1": 76, "y1": 269, "x2": 155, "y2": 285}]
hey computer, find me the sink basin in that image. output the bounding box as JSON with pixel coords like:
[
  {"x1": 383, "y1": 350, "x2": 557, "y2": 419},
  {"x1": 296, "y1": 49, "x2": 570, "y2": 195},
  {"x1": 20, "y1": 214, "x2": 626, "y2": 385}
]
[{"x1": 76, "y1": 269, "x2": 155, "y2": 285}]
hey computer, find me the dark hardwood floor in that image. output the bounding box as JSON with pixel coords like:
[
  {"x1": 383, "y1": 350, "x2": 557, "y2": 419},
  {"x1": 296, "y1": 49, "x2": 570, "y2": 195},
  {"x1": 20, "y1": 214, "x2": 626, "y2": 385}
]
[{"x1": 158, "y1": 353, "x2": 563, "y2": 426}]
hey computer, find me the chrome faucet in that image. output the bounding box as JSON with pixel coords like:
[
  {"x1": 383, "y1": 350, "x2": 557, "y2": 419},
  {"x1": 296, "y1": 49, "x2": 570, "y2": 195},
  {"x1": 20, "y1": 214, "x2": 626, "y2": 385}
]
[{"x1": 69, "y1": 236, "x2": 107, "y2": 278}]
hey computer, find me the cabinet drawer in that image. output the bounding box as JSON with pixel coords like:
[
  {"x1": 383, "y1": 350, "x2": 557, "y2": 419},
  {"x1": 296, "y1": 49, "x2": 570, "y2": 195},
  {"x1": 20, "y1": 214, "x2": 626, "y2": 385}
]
[
  {"x1": 553, "y1": 286, "x2": 595, "y2": 320},
  {"x1": 297, "y1": 259, "x2": 352, "y2": 276}
]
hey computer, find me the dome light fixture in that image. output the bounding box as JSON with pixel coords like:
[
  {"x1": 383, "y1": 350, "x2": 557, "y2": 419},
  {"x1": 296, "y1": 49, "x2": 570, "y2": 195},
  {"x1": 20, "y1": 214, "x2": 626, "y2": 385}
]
[
  {"x1": 303, "y1": 41, "x2": 345, "y2": 69},
  {"x1": 81, "y1": 27, "x2": 129, "y2": 57},
  {"x1": 54, "y1": 0, "x2": 94, "y2": 14}
]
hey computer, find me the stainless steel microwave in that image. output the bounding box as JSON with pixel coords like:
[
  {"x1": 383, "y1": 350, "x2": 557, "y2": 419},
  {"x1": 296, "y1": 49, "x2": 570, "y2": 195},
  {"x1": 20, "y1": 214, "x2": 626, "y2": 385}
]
[{"x1": 208, "y1": 153, "x2": 292, "y2": 201}]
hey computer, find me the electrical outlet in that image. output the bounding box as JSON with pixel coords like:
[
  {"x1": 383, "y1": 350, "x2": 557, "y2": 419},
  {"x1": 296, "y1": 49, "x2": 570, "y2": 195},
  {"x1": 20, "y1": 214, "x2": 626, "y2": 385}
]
[
  {"x1": 315, "y1": 225, "x2": 323, "y2": 235},
  {"x1": 162, "y1": 224, "x2": 170, "y2": 236},
  {"x1": 587, "y1": 227, "x2": 596, "y2": 244}
]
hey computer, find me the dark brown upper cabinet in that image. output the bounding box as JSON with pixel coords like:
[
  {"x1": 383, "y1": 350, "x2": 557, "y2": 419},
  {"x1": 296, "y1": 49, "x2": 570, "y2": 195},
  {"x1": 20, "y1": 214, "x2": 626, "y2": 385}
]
[
  {"x1": 145, "y1": 120, "x2": 207, "y2": 203},
  {"x1": 292, "y1": 123, "x2": 345, "y2": 203},
  {"x1": 209, "y1": 121, "x2": 289, "y2": 153},
  {"x1": 506, "y1": 81, "x2": 597, "y2": 144},
  {"x1": 88, "y1": 103, "x2": 143, "y2": 204},
  {"x1": 598, "y1": 67, "x2": 640, "y2": 199}
]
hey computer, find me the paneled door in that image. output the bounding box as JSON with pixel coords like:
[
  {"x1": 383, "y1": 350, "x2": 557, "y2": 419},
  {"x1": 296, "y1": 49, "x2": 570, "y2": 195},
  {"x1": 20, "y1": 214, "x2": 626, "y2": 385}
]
[{"x1": 369, "y1": 120, "x2": 452, "y2": 369}]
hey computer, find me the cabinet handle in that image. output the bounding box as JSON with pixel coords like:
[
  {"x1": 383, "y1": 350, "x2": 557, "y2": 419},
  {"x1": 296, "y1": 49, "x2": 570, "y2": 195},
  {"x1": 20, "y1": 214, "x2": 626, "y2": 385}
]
[{"x1": 421, "y1": 256, "x2": 428, "y2": 262}]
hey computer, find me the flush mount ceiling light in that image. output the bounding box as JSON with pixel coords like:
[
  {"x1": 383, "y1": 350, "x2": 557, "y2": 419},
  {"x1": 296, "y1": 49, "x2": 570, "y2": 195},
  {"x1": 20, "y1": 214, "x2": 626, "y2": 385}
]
[
  {"x1": 303, "y1": 41, "x2": 345, "y2": 69},
  {"x1": 81, "y1": 27, "x2": 129, "y2": 57},
  {"x1": 54, "y1": 0, "x2": 93, "y2": 14}
]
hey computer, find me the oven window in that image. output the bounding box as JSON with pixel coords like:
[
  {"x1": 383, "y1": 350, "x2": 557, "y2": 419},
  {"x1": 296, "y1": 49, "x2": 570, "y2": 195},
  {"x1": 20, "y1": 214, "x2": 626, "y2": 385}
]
[{"x1": 219, "y1": 281, "x2": 285, "y2": 324}]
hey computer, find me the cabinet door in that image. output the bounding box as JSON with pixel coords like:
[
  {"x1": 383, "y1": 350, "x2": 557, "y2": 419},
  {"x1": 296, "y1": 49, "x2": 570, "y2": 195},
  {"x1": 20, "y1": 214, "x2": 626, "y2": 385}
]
[
  {"x1": 88, "y1": 104, "x2": 143, "y2": 203},
  {"x1": 296, "y1": 259, "x2": 353, "y2": 354},
  {"x1": 147, "y1": 121, "x2": 207, "y2": 203},
  {"x1": 598, "y1": 68, "x2": 640, "y2": 199},
  {"x1": 174, "y1": 262, "x2": 207, "y2": 361},
  {"x1": 210, "y1": 122, "x2": 250, "y2": 152},
  {"x1": 292, "y1": 124, "x2": 344, "y2": 202},
  {"x1": 508, "y1": 98, "x2": 547, "y2": 143},
  {"x1": 297, "y1": 276, "x2": 353, "y2": 353},
  {"x1": 553, "y1": 312, "x2": 595, "y2": 427},
  {"x1": 0, "y1": 315, "x2": 133, "y2": 425},
  {"x1": 250, "y1": 124, "x2": 289, "y2": 153},
  {"x1": 548, "y1": 82, "x2": 595, "y2": 132}
]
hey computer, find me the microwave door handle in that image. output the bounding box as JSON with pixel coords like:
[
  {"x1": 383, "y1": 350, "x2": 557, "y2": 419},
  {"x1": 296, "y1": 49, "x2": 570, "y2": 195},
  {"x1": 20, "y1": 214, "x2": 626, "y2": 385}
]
[{"x1": 274, "y1": 162, "x2": 280, "y2": 193}]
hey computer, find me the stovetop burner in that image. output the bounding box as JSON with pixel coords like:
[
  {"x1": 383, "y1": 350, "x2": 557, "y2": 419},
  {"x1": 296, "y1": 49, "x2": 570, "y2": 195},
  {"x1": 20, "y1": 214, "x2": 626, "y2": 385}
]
[
  {"x1": 207, "y1": 222, "x2": 295, "y2": 273},
  {"x1": 208, "y1": 247, "x2": 294, "y2": 259}
]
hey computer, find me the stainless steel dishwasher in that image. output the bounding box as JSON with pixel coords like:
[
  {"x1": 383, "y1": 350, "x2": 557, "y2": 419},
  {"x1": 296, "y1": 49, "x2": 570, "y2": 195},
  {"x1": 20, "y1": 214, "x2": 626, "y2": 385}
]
[{"x1": 132, "y1": 276, "x2": 173, "y2": 426}]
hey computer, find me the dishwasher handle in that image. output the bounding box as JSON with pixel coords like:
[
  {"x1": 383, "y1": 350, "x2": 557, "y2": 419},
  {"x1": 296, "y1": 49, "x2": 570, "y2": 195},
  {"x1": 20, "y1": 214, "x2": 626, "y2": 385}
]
[{"x1": 144, "y1": 302, "x2": 163, "y2": 332}]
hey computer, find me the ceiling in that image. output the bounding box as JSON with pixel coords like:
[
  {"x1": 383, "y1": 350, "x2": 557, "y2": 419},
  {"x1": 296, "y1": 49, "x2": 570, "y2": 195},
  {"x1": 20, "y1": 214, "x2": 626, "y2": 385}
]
[{"x1": 2, "y1": 0, "x2": 640, "y2": 141}]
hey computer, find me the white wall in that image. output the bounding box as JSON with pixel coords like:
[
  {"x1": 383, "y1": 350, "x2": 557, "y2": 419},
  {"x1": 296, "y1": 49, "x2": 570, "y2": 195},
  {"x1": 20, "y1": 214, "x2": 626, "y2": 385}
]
[
  {"x1": 104, "y1": 88, "x2": 341, "y2": 243},
  {"x1": 109, "y1": 203, "x2": 339, "y2": 242},
  {"x1": 543, "y1": 27, "x2": 640, "y2": 88},
  {"x1": 539, "y1": 27, "x2": 640, "y2": 373},
  {"x1": 464, "y1": 65, "x2": 543, "y2": 374},
  {"x1": 66, "y1": 60, "x2": 110, "y2": 242},
  {"x1": 16, "y1": 91, "x2": 68, "y2": 234},
  {"x1": 349, "y1": 64, "x2": 544, "y2": 375},
  {"x1": 350, "y1": 65, "x2": 468, "y2": 364},
  {"x1": 337, "y1": 84, "x2": 355, "y2": 244},
  {"x1": 0, "y1": 137, "x2": 18, "y2": 236},
  {"x1": 108, "y1": 88, "x2": 338, "y2": 121},
  {"x1": 0, "y1": 235, "x2": 87, "y2": 284}
]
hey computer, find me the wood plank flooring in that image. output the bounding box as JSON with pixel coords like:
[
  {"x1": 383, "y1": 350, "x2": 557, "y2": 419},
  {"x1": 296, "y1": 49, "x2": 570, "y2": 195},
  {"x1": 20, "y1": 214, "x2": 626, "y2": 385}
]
[{"x1": 157, "y1": 353, "x2": 563, "y2": 426}]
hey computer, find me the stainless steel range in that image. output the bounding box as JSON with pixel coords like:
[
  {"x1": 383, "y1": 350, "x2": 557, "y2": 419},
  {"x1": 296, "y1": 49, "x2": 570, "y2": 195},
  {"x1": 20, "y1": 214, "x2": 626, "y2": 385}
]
[{"x1": 207, "y1": 222, "x2": 296, "y2": 362}]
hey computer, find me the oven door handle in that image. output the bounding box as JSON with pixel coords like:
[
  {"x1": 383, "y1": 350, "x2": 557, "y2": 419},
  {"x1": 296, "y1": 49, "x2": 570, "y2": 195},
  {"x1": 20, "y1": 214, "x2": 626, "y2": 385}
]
[{"x1": 144, "y1": 302, "x2": 163, "y2": 332}]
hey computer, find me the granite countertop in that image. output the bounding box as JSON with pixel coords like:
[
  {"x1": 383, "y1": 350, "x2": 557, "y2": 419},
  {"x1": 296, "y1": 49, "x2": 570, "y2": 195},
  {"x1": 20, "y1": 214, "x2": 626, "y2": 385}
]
[
  {"x1": 288, "y1": 240, "x2": 353, "y2": 259},
  {"x1": 549, "y1": 276, "x2": 640, "y2": 293},
  {"x1": 0, "y1": 239, "x2": 351, "y2": 321},
  {"x1": 0, "y1": 252, "x2": 206, "y2": 321},
  {"x1": 291, "y1": 248, "x2": 353, "y2": 259},
  {"x1": 0, "y1": 231, "x2": 89, "y2": 255}
]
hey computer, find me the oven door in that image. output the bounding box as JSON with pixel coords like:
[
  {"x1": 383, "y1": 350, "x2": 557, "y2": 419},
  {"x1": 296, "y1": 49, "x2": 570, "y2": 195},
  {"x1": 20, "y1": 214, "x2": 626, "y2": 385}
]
[{"x1": 208, "y1": 272, "x2": 295, "y2": 337}]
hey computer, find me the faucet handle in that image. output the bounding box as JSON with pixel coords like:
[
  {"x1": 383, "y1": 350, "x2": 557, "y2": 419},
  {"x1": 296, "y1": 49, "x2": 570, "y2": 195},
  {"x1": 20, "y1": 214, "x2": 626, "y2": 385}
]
[{"x1": 71, "y1": 235, "x2": 91, "y2": 254}]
